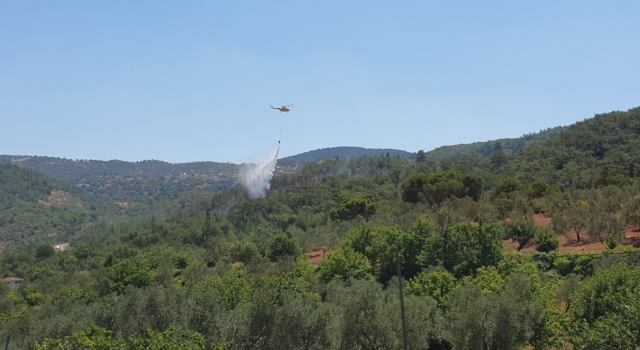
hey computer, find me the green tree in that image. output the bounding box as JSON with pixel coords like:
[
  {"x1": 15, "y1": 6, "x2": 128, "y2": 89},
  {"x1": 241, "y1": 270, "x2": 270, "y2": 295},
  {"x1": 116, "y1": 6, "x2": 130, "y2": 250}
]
[
  {"x1": 327, "y1": 279, "x2": 444, "y2": 350},
  {"x1": 329, "y1": 193, "x2": 378, "y2": 221},
  {"x1": 542, "y1": 191, "x2": 570, "y2": 217},
  {"x1": 505, "y1": 219, "x2": 537, "y2": 251},
  {"x1": 35, "y1": 325, "x2": 124, "y2": 350},
  {"x1": 342, "y1": 224, "x2": 407, "y2": 282},
  {"x1": 567, "y1": 200, "x2": 589, "y2": 244},
  {"x1": 401, "y1": 170, "x2": 482, "y2": 204},
  {"x1": 267, "y1": 291, "x2": 331, "y2": 350},
  {"x1": 267, "y1": 232, "x2": 301, "y2": 261},
  {"x1": 568, "y1": 263, "x2": 640, "y2": 349},
  {"x1": 534, "y1": 227, "x2": 560, "y2": 253},
  {"x1": 172, "y1": 252, "x2": 189, "y2": 269},
  {"x1": 107, "y1": 258, "x2": 157, "y2": 293},
  {"x1": 493, "y1": 177, "x2": 522, "y2": 198},
  {"x1": 624, "y1": 198, "x2": 640, "y2": 230},
  {"x1": 127, "y1": 326, "x2": 207, "y2": 350},
  {"x1": 318, "y1": 248, "x2": 372, "y2": 283},
  {"x1": 527, "y1": 180, "x2": 554, "y2": 199},
  {"x1": 21, "y1": 285, "x2": 44, "y2": 307},
  {"x1": 489, "y1": 150, "x2": 508, "y2": 169},
  {"x1": 605, "y1": 231, "x2": 620, "y2": 250},
  {"x1": 407, "y1": 267, "x2": 459, "y2": 307},
  {"x1": 551, "y1": 215, "x2": 569, "y2": 237},
  {"x1": 469, "y1": 266, "x2": 506, "y2": 295},
  {"x1": 494, "y1": 198, "x2": 515, "y2": 220},
  {"x1": 35, "y1": 325, "x2": 210, "y2": 350},
  {"x1": 434, "y1": 202, "x2": 460, "y2": 236},
  {"x1": 587, "y1": 211, "x2": 625, "y2": 245},
  {"x1": 229, "y1": 239, "x2": 260, "y2": 264},
  {"x1": 194, "y1": 267, "x2": 253, "y2": 310},
  {"x1": 445, "y1": 275, "x2": 543, "y2": 350},
  {"x1": 36, "y1": 244, "x2": 55, "y2": 260},
  {"x1": 416, "y1": 150, "x2": 426, "y2": 162},
  {"x1": 419, "y1": 223, "x2": 503, "y2": 278},
  {"x1": 387, "y1": 168, "x2": 403, "y2": 189}
]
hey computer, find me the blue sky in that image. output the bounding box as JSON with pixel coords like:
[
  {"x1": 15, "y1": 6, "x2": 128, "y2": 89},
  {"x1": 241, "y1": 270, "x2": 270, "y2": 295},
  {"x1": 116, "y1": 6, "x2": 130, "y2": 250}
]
[{"x1": 1, "y1": 1, "x2": 639, "y2": 163}]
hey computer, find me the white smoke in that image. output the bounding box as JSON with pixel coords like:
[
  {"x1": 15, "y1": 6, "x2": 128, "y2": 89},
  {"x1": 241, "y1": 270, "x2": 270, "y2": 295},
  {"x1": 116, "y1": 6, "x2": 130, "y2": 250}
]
[{"x1": 241, "y1": 144, "x2": 280, "y2": 198}]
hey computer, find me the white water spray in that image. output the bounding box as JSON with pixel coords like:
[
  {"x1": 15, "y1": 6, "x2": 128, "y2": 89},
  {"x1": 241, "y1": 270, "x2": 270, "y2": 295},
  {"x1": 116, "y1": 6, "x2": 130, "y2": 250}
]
[{"x1": 241, "y1": 144, "x2": 280, "y2": 198}]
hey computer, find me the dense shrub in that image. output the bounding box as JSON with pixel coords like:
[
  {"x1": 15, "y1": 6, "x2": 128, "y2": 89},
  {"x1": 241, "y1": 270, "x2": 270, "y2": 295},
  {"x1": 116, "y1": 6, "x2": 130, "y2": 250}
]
[
  {"x1": 534, "y1": 227, "x2": 560, "y2": 253},
  {"x1": 401, "y1": 170, "x2": 482, "y2": 204},
  {"x1": 329, "y1": 193, "x2": 378, "y2": 221}
]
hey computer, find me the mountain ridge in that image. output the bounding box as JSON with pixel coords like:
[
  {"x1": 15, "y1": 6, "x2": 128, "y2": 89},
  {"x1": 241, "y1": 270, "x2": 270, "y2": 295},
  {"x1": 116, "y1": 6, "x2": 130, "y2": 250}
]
[
  {"x1": 420, "y1": 125, "x2": 567, "y2": 161},
  {"x1": 277, "y1": 146, "x2": 416, "y2": 165},
  {"x1": 0, "y1": 121, "x2": 570, "y2": 197}
]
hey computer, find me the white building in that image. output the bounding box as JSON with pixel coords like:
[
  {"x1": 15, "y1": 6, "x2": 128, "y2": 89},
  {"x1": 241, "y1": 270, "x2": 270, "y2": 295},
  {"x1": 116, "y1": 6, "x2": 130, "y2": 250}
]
[
  {"x1": 2, "y1": 277, "x2": 24, "y2": 289},
  {"x1": 53, "y1": 243, "x2": 70, "y2": 252}
]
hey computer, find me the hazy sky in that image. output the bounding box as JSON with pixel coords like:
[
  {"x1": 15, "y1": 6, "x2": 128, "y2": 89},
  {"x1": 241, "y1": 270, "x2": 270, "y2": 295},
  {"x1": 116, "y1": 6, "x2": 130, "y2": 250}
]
[{"x1": 2, "y1": 1, "x2": 639, "y2": 163}]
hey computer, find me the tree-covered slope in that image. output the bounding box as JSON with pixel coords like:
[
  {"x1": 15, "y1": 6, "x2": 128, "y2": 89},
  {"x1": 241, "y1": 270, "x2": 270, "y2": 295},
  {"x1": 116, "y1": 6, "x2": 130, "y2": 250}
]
[
  {"x1": 277, "y1": 146, "x2": 416, "y2": 166},
  {"x1": 0, "y1": 164, "x2": 207, "y2": 248},
  {"x1": 0, "y1": 163, "x2": 66, "y2": 209},
  {"x1": 0, "y1": 164, "x2": 96, "y2": 247},
  {"x1": 505, "y1": 107, "x2": 640, "y2": 187},
  {"x1": 400, "y1": 107, "x2": 640, "y2": 190},
  {"x1": 0, "y1": 156, "x2": 241, "y2": 183},
  {"x1": 0, "y1": 156, "x2": 242, "y2": 199},
  {"x1": 421, "y1": 125, "x2": 566, "y2": 161}
]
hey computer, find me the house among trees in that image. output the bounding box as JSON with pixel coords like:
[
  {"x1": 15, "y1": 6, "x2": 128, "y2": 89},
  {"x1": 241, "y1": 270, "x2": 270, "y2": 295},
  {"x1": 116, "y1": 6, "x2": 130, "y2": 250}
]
[
  {"x1": 2, "y1": 277, "x2": 23, "y2": 289},
  {"x1": 53, "y1": 243, "x2": 70, "y2": 252}
]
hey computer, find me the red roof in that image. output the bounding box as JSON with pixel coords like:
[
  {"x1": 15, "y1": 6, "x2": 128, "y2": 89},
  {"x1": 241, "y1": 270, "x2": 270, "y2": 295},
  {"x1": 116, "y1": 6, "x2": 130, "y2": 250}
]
[{"x1": 2, "y1": 277, "x2": 24, "y2": 282}]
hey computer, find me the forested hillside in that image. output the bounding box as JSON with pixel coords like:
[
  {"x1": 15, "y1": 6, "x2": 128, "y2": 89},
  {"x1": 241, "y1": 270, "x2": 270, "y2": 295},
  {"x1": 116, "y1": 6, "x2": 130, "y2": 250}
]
[
  {"x1": 0, "y1": 164, "x2": 95, "y2": 249},
  {"x1": 0, "y1": 164, "x2": 228, "y2": 250},
  {"x1": 0, "y1": 120, "x2": 571, "y2": 204},
  {"x1": 0, "y1": 156, "x2": 241, "y2": 199},
  {"x1": 277, "y1": 146, "x2": 416, "y2": 166},
  {"x1": 2, "y1": 107, "x2": 640, "y2": 349},
  {"x1": 420, "y1": 125, "x2": 566, "y2": 161},
  {"x1": 505, "y1": 107, "x2": 640, "y2": 187}
]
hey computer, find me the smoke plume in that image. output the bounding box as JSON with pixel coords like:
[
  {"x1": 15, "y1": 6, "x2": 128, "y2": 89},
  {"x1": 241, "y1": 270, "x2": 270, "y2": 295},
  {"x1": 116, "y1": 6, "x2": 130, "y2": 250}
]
[{"x1": 241, "y1": 144, "x2": 280, "y2": 198}]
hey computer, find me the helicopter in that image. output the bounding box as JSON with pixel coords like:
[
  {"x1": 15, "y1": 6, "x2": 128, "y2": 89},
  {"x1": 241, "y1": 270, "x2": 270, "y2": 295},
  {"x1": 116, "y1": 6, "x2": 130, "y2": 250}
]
[{"x1": 270, "y1": 104, "x2": 293, "y2": 113}]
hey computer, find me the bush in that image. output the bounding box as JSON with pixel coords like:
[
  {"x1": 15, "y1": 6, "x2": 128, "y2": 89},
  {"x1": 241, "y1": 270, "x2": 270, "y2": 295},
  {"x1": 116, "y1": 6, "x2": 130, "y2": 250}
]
[
  {"x1": 494, "y1": 198, "x2": 515, "y2": 219},
  {"x1": 36, "y1": 244, "x2": 55, "y2": 260},
  {"x1": 527, "y1": 180, "x2": 551, "y2": 199},
  {"x1": 318, "y1": 248, "x2": 372, "y2": 283},
  {"x1": 605, "y1": 231, "x2": 620, "y2": 250},
  {"x1": 341, "y1": 224, "x2": 410, "y2": 282},
  {"x1": 568, "y1": 264, "x2": 640, "y2": 348},
  {"x1": 420, "y1": 223, "x2": 503, "y2": 278},
  {"x1": 268, "y1": 233, "x2": 301, "y2": 261},
  {"x1": 493, "y1": 178, "x2": 521, "y2": 198},
  {"x1": 552, "y1": 215, "x2": 569, "y2": 236},
  {"x1": 329, "y1": 193, "x2": 378, "y2": 221},
  {"x1": 107, "y1": 258, "x2": 157, "y2": 293},
  {"x1": 407, "y1": 267, "x2": 459, "y2": 307},
  {"x1": 573, "y1": 255, "x2": 595, "y2": 276},
  {"x1": 505, "y1": 220, "x2": 537, "y2": 251},
  {"x1": 534, "y1": 227, "x2": 560, "y2": 253},
  {"x1": 553, "y1": 257, "x2": 572, "y2": 275},
  {"x1": 624, "y1": 198, "x2": 640, "y2": 230},
  {"x1": 230, "y1": 239, "x2": 260, "y2": 264},
  {"x1": 172, "y1": 252, "x2": 189, "y2": 269},
  {"x1": 35, "y1": 325, "x2": 209, "y2": 350},
  {"x1": 401, "y1": 170, "x2": 482, "y2": 204}
]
